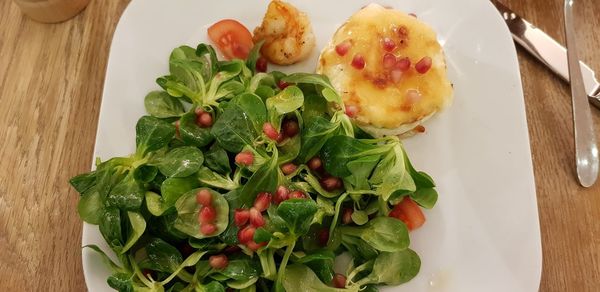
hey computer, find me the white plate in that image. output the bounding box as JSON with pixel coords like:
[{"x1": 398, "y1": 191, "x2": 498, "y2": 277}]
[{"x1": 83, "y1": 0, "x2": 542, "y2": 291}]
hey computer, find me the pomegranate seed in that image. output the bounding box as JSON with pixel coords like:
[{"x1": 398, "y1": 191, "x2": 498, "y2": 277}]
[
  {"x1": 200, "y1": 223, "x2": 217, "y2": 235},
  {"x1": 409, "y1": 12, "x2": 417, "y2": 18},
  {"x1": 234, "y1": 209, "x2": 250, "y2": 226},
  {"x1": 332, "y1": 274, "x2": 347, "y2": 288},
  {"x1": 335, "y1": 40, "x2": 351, "y2": 56},
  {"x1": 395, "y1": 57, "x2": 411, "y2": 72},
  {"x1": 282, "y1": 119, "x2": 299, "y2": 137},
  {"x1": 281, "y1": 163, "x2": 298, "y2": 175},
  {"x1": 249, "y1": 207, "x2": 266, "y2": 227},
  {"x1": 318, "y1": 228, "x2": 329, "y2": 246},
  {"x1": 246, "y1": 240, "x2": 266, "y2": 251},
  {"x1": 289, "y1": 190, "x2": 307, "y2": 199},
  {"x1": 237, "y1": 226, "x2": 256, "y2": 243},
  {"x1": 277, "y1": 80, "x2": 290, "y2": 89},
  {"x1": 196, "y1": 190, "x2": 212, "y2": 206},
  {"x1": 197, "y1": 112, "x2": 213, "y2": 128},
  {"x1": 307, "y1": 156, "x2": 323, "y2": 171},
  {"x1": 320, "y1": 176, "x2": 342, "y2": 192},
  {"x1": 345, "y1": 105, "x2": 359, "y2": 118},
  {"x1": 253, "y1": 192, "x2": 272, "y2": 212},
  {"x1": 256, "y1": 57, "x2": 268, "y2": 72},
  {"x1": 382, "y1": 53, "x2": 397, "y2": 69},
  {"x1": 199, "y1": 205, "x2": 217, "y2": 223},
  {"x1": 223, "y1": 245, "x2": 242, "y2": 254},
  {"x1": 415, "y1": 56, "x2": 432, "y2": 74},
  {"x1": 274, "y1": 186, "x2": 290, "y2": 205},
  {"x1": 194, "y1": 108, "x2": 205, "y2": 116},
  {"x1": 342, "y1": 208, "x2": 353, "y2": 225},
  {"x1": 263, "y1": 122, "x2": 280, "y2": 140},
  {"x1": 178, "y1": 242, "x2": 195, "y2": 257},
  {"x1": 175, "y1": 120, "x2": 180, "y2": 138},
  {"x1": 235, "y1": 151, "x2": 254, "y2": 166},
  {"x1": 351, "y1": 54, "x2": 365, "y2": 70},
  {"x1": 405, "y1": 90, "x2": 421, "y2": 104},
  {"x1": 414, "y1": 125, "x2": 426, "y2": 133},
  {"x1": 209, "y1": 254, "x2": 229, "y2": 269},
  {"x1": 382, "y1": 37, "x2": 396, "y2": 52},
  {"x1": 391, "y1": 69, "x2": 403, "y2": 83}
]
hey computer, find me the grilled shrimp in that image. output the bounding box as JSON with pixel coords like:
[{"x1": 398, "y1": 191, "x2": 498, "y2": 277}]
[{"x1": 253, "y1": 0, "x2": 316, "y2": 65}]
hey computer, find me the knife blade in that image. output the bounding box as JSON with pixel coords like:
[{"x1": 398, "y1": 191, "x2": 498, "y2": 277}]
[{"x1": 490, "y1": 0, "x2": 600, "y2": 108}]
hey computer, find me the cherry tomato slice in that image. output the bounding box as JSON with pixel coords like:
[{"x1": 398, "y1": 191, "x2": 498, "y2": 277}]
[{"x1": 207, "y1": 19, "x2": 254, "y2": 60}]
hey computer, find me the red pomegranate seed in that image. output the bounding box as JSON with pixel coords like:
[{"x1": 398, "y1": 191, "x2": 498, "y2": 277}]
[
  {"x1": 277, "y1": 80, "x2": 290, "y2": 89},
  {"x1": 307, "y1": 156, "x2": 323, "y2": 171},
  {"x1": 382, "y1": 37, "x2": 396, "y2": 52},
  {"x1": 196, "y1": 190, "x2": 212, "y2": 206},
  {"x1": 395, "y1": 57, "x2": 411, "y2": 72},
  {"x1": 235, "y1": 151, "x2": 254, "y2": 166},
  {"x1": 199, "y1": 205, "x2": 217, "y2": 223},
  {"x1": 345, "y1": 104, "x2": 359, "y2": 118},
  {"x1": 414, "y1": 125, "x2": 426, "y2": 133},
  {"x1": 342, "y1": 208, "x2": 353, "y2": 225},
  {"x1": 256, "y1": 57, "x2": 268, "y2": 72},
  {"x1": 246, "y1": 240, "x2": 266, "y2": 251},
  {"x1": 320, "y1": 176, "x2": 342, "y2": 192},
  {"x1": 351, "y1": 54, "x2": 365, "y2": 70},
  {"x1": 249, "y1": 207, "x2": 266, "y2": 227},
  {"x1": 194, "y1": 108, "x2": 205, "y2": 116},
  {"x1": 223, "y1": 245, "x2": 242, "y2": 254},
  {"x1": 234, "y1": 209, "x2": 250, "y2": 226},
  {"x1": 197, "y1": 112, "x2": 213, "y2": 128},
  {"x1": 178, "y1": 242, "x2": 195, "y2": 257},
  {"x1": 253, "y1": 192, "x2": 272, "y2": 212},
  {"x1": 200, "y1": 223, "x2": 217, "y2": 235},
  {"x1": 415, "y1": 56, "x2": 432, "y2": 74},
  {"x1": 209, "y1": 254, "x2": 229, "y2": 269},
  {"x1": 391, "y1": 69, "x2": 403, "y2": 83},
  {"x1": 405, "y1": 90, "x2": 421, "y2": 104},
  {"x1": 274, "y1": 185, "x2": 290, "y2": 205},
  {"x1": 332, "y1": 274, "x2": 347, "y2": 288},
  {"x1": 282, "y1": 119, "x2": 299, "y2": 137},
  {"x1": 335, "y1": 40, "x2": 351, "y2": 56},
  {"x1": 237, "y1": 226, "x2": 256, "y2": 243},
  {"x1": 262, "y1": 122, "x2": 280, "y2": 140},
  {"x1": 318, "y1": 228, "x2": 329, "y2": 246},
  {"x1": 289, "y1": 190, "x2": 307, "y2": 199},
  {"x1": 382, "y1": 53, "x2": 397, "y2": 69},
  {"x1": 281, "y1": 163, "x2": 298, "y2": 175}
]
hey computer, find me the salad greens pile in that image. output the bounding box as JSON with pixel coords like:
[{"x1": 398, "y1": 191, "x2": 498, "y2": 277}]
[{"x1": 70, "y1": 42, "x2": 438, "y2": 292}]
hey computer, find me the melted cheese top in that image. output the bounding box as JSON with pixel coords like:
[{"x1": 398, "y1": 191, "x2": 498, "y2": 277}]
[{"x1": 317, "y1": 4, "x2": 453, "y2": 130}]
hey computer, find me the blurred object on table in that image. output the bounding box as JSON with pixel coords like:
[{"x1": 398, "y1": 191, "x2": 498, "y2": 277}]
[{"x1": 13, "y1": 0, "x2": 90, "y2": 23}]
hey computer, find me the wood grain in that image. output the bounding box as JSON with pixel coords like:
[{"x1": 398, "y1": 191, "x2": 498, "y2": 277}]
[{"x1": 0, "y1": 0, "x2": 599, "y2": 291}]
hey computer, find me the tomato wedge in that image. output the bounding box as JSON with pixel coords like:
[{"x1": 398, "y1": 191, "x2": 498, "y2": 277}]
[
  {"x1": 207, "y1": 19, "x2": 254, "y2": 60},
  {"x1": 389, "y1": 197, "x2": 426, "y2": 231}
]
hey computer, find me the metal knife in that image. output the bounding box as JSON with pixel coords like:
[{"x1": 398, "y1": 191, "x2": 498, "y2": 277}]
[{"x1": 490, "y1": 0, "x2": 600, "y2": 108}]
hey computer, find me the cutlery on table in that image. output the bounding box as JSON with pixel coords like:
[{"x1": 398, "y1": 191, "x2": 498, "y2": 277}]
[
  {"x1": 491, "y1": 0, "x2": 599, "y2": 187},
  {"x1": 490, "y1": 0, "x2": 600, "y2": 108}
]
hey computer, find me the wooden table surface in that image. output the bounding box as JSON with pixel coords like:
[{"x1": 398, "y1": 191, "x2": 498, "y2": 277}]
[{"x1": 1, "y1": 0, "x2": 599, "y2": 291}]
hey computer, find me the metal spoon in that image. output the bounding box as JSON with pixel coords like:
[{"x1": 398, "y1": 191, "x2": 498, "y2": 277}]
[{"x1": 564, "y1": 0, "x2": 599, "y2": 187}]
